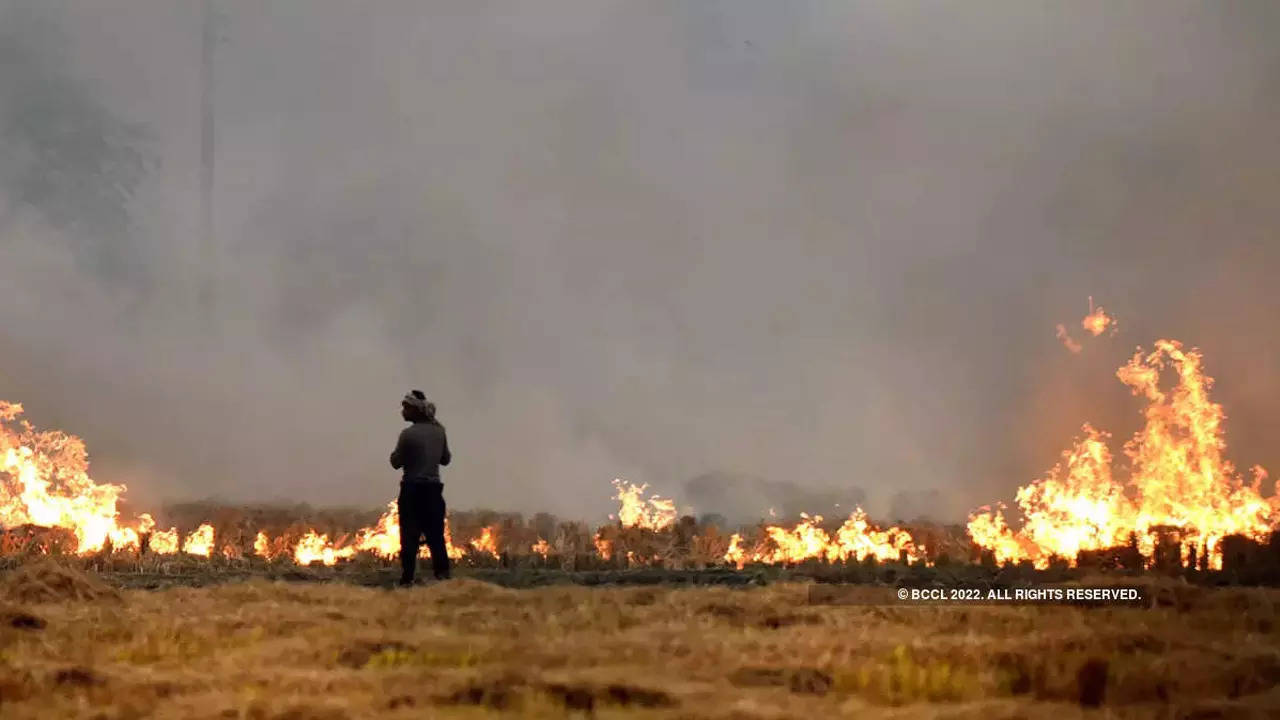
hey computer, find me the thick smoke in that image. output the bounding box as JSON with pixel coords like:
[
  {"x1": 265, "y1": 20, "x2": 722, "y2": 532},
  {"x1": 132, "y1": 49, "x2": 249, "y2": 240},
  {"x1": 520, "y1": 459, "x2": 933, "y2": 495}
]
[{"x1": 1, "y1": 1, "x2": 1279, "y2": 521}]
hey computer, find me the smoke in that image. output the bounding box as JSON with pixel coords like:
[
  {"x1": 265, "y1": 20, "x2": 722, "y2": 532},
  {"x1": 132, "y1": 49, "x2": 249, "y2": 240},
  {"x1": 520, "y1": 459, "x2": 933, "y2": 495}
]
[
  {"x1": 683, "y1": 472, "x2": 866, "y2": 526},
  {"x1": 1, "y1": 1, "x2": 1279, "y2": 521}
]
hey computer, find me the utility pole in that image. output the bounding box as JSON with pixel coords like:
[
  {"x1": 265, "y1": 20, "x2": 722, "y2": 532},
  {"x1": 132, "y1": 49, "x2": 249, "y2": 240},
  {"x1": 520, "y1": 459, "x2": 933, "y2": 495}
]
[{"x1": 200, "y1": 0, "x2": 217, "y2": 333}]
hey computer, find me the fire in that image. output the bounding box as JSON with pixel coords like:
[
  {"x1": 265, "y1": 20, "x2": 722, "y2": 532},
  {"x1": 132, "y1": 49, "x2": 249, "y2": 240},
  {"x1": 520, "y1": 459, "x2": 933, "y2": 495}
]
[
  {"x1": 969, "y1": 340, "x2": 1277, "y2": 569},
  {"x1": 108, "y1": 512, "x2": 154, "y2": 552},
  {"x1": 0, "y1": 402, "x2": 153, "y2": 553},
  {"x1": 723, "y1": 509, "x2": 921, "y2": 569},
  {"x1": 593, "y1": 531, "x2": 613, "y2": 560},
  {"x1": 254, "y1": 530, "x2": 271, "y2": 559},
  {"x1": 531, "y1": 538, "x2": 550, "y2": 558},
  {"x1": 149, "y1": 527, "x2": 179, "y2": 555},
  {"x1": 1059, "y1": 297, "x2": 1116, "y2": 353},
  {"x1": 294, "y1": 531, "x2": 356, "y2": 566},
  {"x1": 724, "y1": 532, "x2": 745, "y2": 567},
  {"x1": 3, "y1": 325, "x2": 1273, "y2": 575},
  {"x1": 0, "y1": 392, "x2": 928, "y2": 570},
  {"x1": 834, "y1": 508, "x2": 922, "y2": 563},
  {"x1": 442, "y1": 523, "x2": 465, "y2": 560},
  {"x1": 1082, "y1": 296, "x2": 1115, "y2": 336},
  {"x1": 352, "y1": 499, "x2": 400, "y2": 558},
  {"x1": 0, "y1": 397, "x2": 482, "y2": 568},
  {"x1": 288, "y1": 500, "x2": 470, "y2": 566},
  {"x1": 611, "y1": 479, "x2": 677, "y2": 530},
  {"x1": 470, "y1": 526, "x2": 499, "y2": 558},
  {"x1": 182, "y1": 523, "x2": 215, "y2": 557}
]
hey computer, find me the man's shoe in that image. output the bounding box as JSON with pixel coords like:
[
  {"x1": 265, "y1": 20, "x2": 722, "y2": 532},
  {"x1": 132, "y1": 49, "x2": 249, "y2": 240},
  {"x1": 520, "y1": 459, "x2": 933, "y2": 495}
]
[{"x1": 398, "y1": 578, "x2": 415, "y2": 588}]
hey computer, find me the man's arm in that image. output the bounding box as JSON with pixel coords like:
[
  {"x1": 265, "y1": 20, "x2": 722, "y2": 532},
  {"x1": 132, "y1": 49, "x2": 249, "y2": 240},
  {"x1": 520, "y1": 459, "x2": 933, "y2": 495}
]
[
  {"x1": 390, "y1": 430, "x2": 406, "y2": 470},
  {"x1": 440, "y1": 432, "x2": 451, "y2": 467}
]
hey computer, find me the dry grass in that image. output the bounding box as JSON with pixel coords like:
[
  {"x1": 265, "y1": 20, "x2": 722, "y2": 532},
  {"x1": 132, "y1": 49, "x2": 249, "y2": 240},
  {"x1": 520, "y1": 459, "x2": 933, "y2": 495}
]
[{"x1": 0, "y1": 563, "x2": 1277, "y2": 719}]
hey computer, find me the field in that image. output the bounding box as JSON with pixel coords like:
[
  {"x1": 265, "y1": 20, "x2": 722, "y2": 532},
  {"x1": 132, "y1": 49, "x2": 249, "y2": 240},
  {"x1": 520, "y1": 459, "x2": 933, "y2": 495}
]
[{"x1": 0, "y1": 561, "x2": 1278, "y2": 720}]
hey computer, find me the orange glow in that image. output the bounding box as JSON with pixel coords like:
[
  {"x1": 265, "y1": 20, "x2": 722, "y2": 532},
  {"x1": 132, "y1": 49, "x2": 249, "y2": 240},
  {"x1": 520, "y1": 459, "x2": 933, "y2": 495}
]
[
  {"x1": 3, "y1": 328, "x2": 1273, "y2": 575},
  {"x1": 722, "y1": 509, "x2": 921, "y2": 569},
  {"x1": 593, "y1": 530, "x2": 613, "y2": 561},
  {"x1": 532, "y1": 538, "x2": 550, "y2": 558},
  {"x1": 969, "y1": 340, "x2": 1276, "y2": 569},
  {"x1": 610, "y1": 479, "x2": 677, "y2": 530},
  {"x1": 470, "y1": 526, "x2": 500, "y2": 558},
  {"x1": 0, "y1": 402, "x2": 154, "y2": 553},
  {"x1": 149, "y1": 527, "x2": 179, "y2": 555},
  {"x1": 182, "y1": 523, "x2": 215, "y2": 557},
  {"x1": 254, "y1": 530, "x2": 271, "y2": 559},
  {"x1": 1082, "y1": 296, "x2": 1115, "y2": 336}
]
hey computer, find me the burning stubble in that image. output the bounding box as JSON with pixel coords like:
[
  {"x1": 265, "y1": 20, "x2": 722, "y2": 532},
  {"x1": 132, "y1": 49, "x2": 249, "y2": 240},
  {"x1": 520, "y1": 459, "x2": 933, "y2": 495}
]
[{"x1": 2, "y1": 316, "x2": 1277, "y2": 570}]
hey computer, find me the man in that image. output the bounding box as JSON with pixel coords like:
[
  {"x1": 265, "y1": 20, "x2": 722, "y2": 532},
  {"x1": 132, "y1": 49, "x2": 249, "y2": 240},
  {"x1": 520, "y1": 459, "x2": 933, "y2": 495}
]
[{"x1": 390, "y1": 390, "x2": 452, "y2": 585}]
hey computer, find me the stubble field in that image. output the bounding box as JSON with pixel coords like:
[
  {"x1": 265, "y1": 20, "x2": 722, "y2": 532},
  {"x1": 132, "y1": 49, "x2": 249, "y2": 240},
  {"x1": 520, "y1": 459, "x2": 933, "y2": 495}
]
[{"x1": 0, "y1": 561, "x2": 1278, "y2": 720}]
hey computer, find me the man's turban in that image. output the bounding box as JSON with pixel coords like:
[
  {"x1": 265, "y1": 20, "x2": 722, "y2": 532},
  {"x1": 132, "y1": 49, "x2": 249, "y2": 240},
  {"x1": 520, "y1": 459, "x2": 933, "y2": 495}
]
[{"x1": 402, "y1": 391, "x2": 435, "y2": 419}]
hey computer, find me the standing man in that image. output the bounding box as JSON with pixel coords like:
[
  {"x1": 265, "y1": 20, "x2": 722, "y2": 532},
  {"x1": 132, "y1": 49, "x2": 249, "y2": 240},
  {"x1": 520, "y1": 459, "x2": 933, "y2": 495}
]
[{"x1": 390, "y1": 390, "x2": 452, "y2": 585}]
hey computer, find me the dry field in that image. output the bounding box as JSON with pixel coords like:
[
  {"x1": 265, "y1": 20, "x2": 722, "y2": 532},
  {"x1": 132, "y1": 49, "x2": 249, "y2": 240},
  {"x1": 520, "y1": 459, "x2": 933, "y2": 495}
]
[{"x1": 0, "y1": 561, "x2": 1277, "y2": 720}]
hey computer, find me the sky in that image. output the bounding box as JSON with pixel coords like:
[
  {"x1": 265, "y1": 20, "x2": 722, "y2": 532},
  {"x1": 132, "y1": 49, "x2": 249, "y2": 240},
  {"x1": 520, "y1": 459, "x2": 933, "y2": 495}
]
[{"x1": 1, "y1": 1, "x2": 1278, "y2": 523}]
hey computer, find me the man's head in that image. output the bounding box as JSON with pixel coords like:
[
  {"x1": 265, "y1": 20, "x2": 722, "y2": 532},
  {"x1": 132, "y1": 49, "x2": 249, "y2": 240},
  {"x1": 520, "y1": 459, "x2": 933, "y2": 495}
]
[{"x1": 401, "y1": 390, "x2": 436, "y2": 423}]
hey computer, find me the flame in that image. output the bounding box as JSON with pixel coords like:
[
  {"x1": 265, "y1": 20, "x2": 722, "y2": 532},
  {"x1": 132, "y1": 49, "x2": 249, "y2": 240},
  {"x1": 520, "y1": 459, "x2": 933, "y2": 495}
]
[
  {"x1": 288, "y1": 500, "x2": 471, "y2": 566},
  {"x1": 349, "y1": 500, "x2": 465, "y2": 560},
  {"x1": 182, "y1": 523, "x2": 215, "y2": 557},
  {"x1": 593, "y1": 530, "x2": 613, "y2": 560},
  {"x1": 3, "y1": 328, "x2": 1273, "y2": 576},
  {"x1": 1082, "y1": 296, "x2": 1115, "y2": 337},
  {"x1": 722, "y1": 509, "x2": 920, "y2": 568},
  {"x1": 442, "y1": 523, "x2": 465, "y2": 560},
  {"x1": 611, "y1": 479, "x2": 677, "y2": 530},
  {"x1": 108, "y1": 512, "x2": 154, "y2": 552},
  {"x1": 0, "y1": 402, "x2": 153, "y2": 553},
  {"x1": 352, "y1": 499, "x2": 400, "y2": 558},
  {"x1": 531, "y1": 538, "x2": 550, "y2": 558},
  {"x1": 254, "y1": 530, "x2": 271, "y2": 559},
  {"x1": 724, "y1": 533, "x2": 745, "y2": 567},
  {"x1": 470, "y1": 526, "x2": 499, "y2": 558},
  {"x1": 969, "y1": 340, "x2": 1276, "y2": 569},
  {"x1": 294, "y1": 531, "x2": 356, "y2": 566},
  {"x1": 149, "y1": 527, "x2": 179, "y2": 555}
]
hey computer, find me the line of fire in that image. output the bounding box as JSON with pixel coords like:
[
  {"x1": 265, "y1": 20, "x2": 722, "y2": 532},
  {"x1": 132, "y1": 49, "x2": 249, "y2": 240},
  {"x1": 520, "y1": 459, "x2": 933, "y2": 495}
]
[{"x1": 3, "y1": 302, "x2": 1277, "y2": 580}]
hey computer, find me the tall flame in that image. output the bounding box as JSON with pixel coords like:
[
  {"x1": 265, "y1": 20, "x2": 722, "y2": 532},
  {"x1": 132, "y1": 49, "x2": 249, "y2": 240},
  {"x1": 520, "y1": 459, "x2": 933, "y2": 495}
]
[
  {"x1": 0, "y1": 402, "x2": 152, "y2": 553},
  {"x1": 611, "y1": 479, "x2": 677, "y2": 530},
  {"x1": 469, "y1": 526, "x2": 500, "y2": 559},
  {"x1": 254, "y1": 530, "x2": 271, "y2": 559},
  {"x1": 969, "y1": 340, "x2": 1276, "y2": 568}
]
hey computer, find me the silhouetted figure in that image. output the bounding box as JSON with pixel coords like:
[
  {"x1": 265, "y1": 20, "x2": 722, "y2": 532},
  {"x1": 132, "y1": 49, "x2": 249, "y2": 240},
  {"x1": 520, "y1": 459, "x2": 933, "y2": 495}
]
[{"x1": 390, "y1": 390, "x2": 452, "y2": 585}]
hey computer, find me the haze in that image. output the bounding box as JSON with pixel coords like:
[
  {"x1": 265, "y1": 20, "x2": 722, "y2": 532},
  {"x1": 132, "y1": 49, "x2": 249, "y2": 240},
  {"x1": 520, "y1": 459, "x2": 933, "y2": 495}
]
[{"x1": 2, "y1": 1, "x2": 1278, "y2": 523}]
